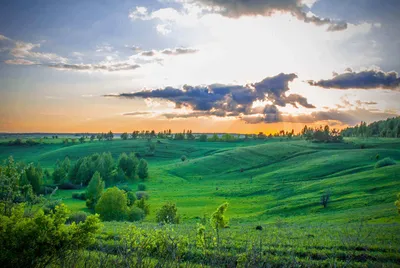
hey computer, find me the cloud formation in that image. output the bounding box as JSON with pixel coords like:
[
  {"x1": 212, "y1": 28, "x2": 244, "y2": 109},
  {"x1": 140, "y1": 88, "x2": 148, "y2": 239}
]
[
  {"x1": 241, "y1": 108, "x2": 397, "y2": 125},
  {"x1": 106, "y1": 73, "x2": 315, "y2": 122},
  {"x1": 48, "y1": 62, "x2": 140, "y2": 72},
  {"x1": 0, "y1": 34, "x2": 67, "y2": 64},
  {"x1": 139, "y1": 47, "x2": 199, "y2": 57},
  {"x1": 191, "y1": 0, "x2": 347, "y2": 31},
  {"x1": 308, "y1": 70, "x2": 400, "y2": 90}
]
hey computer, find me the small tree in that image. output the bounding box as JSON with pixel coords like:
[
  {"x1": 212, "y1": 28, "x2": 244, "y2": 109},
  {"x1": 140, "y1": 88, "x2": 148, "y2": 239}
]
[
  {"x1": 24, "y1": 163, "x2": 43, "y2": 195},
  {"x1": 138, "y1": 159, "x2": 149, "y2": 180},
  {"x1": 86, "y1": 171, "x2": 105, "y2": 209},
  {"x1": 210, "y1": 202, "x2": 229, "y2": 248},
  {"x1": 95, "y1": 187, "x2": 128, "y2": 221},
  {"x1": 79, "y1": 136, "x2": 85, "y2": 143},
  {"x1": 181, "y1": 155, "x2": 187, "y2": 162},
  {"x1": 321, "y1": 191, "x2": 330, "y2": 208},
  {"x1": 135, "y1": 198, "x2": 150, "y2": 216},
  {"x1": 156, "y1": 202, "x2": 180, "y2": 224},
  {"x1": 396, "y1": 193, "x2": 400, "y2": 215},
  {"x1": 121, "y1": 132, "x2": 129, "y2": 140}
]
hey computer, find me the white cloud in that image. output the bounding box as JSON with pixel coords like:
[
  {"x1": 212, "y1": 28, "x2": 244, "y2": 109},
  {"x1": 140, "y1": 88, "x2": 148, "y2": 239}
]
[
  {"x1": 96, "y1": 43, "x2": 114, "y2": 53},
  {"x1": 129, "y1": 6, "x2": 150, "y2": 20},
  {"x1": 10, "y1": 41, "x2": 67, "y2": 63},
  {"x1": 156, "y1": 24, "x2": 172, "y2": 35},
  {"x1": 4, "y1": 58, "x2": 36, "y2": 65}
]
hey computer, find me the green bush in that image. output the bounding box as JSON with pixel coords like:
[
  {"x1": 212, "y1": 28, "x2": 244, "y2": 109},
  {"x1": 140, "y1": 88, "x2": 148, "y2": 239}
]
[
  {"x1": 136, "y1": 191, "x2": 149, "y2": 200},
  {"x1": 127, "y1": 191, "x2": 137, "y2": 207},
  {"x1": 86, "y1": 172, "x2": 105, "y2": 209},
  {"x1": 0, "y1": 204, "x2": 100, "y2": 267},
  {"x1": 67, "y1": 211, "x2": 88, "y2": 224},
  {"x1": 156, "y1": 202, "x2": 180, "y2": 224},
  {"x1": 137, "y1": 183, "x2": 147, "y2": 191},
  {"x1": 95, "y1": 187, "x2": 128, "y2": 221},
  {"x1": 127, "y1": 206, "x2": 145, "y2": 222},
  {"x1": 138, "y1": 159, "x2": 149, "y2": 180},
  {"x1": 43, "y1": 199, "x2": 62, "y2": 214},
  {"x1": 375, "y1": 157, "x2": 396, "y2": 169},
  {"x1": 118, "y1": 184, "x2": 131, "y2": 192}
]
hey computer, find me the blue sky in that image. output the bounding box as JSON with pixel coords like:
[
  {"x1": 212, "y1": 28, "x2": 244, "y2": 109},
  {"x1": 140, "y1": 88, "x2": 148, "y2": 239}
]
[{"x1": 0, "y1": 0, "x2": 399, "y2": 132}]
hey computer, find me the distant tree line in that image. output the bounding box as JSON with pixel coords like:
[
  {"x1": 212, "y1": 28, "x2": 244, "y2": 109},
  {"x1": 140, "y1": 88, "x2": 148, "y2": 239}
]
[{"x1": 341, "y1": 117, "x2": 400, "y2": 138}]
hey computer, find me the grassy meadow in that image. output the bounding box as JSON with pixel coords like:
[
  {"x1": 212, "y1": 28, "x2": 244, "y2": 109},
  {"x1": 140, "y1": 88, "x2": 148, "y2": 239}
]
[{"x1": 1, "y1": 136, "x2": 400, "y2": 266}]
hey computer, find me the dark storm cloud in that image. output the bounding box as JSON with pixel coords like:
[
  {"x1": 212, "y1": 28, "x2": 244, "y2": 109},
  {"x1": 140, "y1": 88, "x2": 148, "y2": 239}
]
[
  {"x1": 308, "y1": 70, "x2": 400, "y2": 90},
  {"x1": 192, "y1": 0, "x2": 347, "y2": 31},
  {"x1": 48, "y1": 63, "x2": 140, "y2": 72},
  {"x1": 107, "y1": 73, "x2": 317, "y2": 123},
  {"x1": 109, "y1": 73, "x2": 314, "y2": 113}
]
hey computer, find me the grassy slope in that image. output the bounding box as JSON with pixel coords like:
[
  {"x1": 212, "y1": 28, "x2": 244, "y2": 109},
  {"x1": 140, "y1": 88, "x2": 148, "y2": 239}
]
[{"x1": 0, "y1": 138, "x2": 399, "y2": 225}]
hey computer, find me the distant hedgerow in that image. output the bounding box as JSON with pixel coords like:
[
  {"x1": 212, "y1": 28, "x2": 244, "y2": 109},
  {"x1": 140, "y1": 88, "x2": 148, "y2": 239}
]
[{"x1": 375, "y1": 157, "x2": 396, "y2": 169}]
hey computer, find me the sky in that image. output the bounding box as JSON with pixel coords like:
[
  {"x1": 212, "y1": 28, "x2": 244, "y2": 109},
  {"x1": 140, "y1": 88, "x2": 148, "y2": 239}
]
[{"x1": 0, "y1": 0, "x2": 399, "y2": 133}]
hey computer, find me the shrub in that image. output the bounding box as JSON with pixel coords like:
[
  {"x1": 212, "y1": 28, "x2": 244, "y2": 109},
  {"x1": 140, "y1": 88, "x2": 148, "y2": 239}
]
[
  {"x1": 72, "y1": 192, "x2": 86, "y2": 200},
  {"x1": 181, "y1": 155, "x2": 187, "y2": 162},
  {"x1": 156, "y1": 202, "x2": 180, "y2": 224},
  {"x1": 118, "y1": 184, "x2": 131, "y2": 192},
  {"x1": 0, "y1": 204, "x2": 100, "y2": 267},
  {"x1": 136, "y1": 191, "x2": 149, "y2": 200},
  {"x1": 375, "y1": 157, "x2": 396, "y2": 169},
  {"x1": 127, "y1": 191, "x2": 137, "y2": 207},
  {"x1": 396, "y1": 193, "x2": 400, "y2": 214},
  {"x1": 138, "y1": 159, "x2": 149, "y2": 180},
  {"x1": 137, "y1": 183, "x2": 147, "y2": 191},
  {"x1": 67, "y1": 211, "x2": 88, "y2": 224},
  {"x1": 43, "y1": 199, "x2": 62, "y2": 214},
  {"x1": 127, "y1": 206, "x2": 145, "y2": 222},
  {"x1": 86, "y1": 172, "x2": 105, "y2": 209},
  {"x1": 95, "y1": 187, "x2": 128, "y2": 221},
  {"x1": 135, "y1": 198, "x2": 150, "y2": 216}
]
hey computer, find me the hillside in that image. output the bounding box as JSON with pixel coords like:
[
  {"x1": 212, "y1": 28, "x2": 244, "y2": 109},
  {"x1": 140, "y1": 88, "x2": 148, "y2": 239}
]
[{"x1": 1, "y1": 137, "x2": 399, "y2": 224}]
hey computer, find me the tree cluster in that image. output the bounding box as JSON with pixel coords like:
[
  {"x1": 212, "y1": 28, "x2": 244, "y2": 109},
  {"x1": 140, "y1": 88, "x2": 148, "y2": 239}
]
[
  {"x1": 302, "y1": 125, "x2": 343, "y2": 143},
  {"x1": 342, "y1": 117, "x2": 400, "y2": 138}
]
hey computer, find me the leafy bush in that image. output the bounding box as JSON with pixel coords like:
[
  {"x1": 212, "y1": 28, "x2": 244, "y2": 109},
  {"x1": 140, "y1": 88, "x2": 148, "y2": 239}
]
[
  {"x1": 86, "y1": 171, "x2": 105, "y2": 209},
  {"x1": 137, "y1": 183, "x2": 147, "y2": 191},
  {"x1": 375, "y1": 157, "x2": 396, "y2": 169},
  {"x1": 0, "y1": 204, "x2": 100, "y2": 267},
  {"x1": 67, "y1": 211, "x2": 87, "y2": 224},
  {"x1": 181, "y1": 155, "x2": 187, "y2": 162},
  {"x1": 95, "y1": 187, "x2": 128, "y2": 221},
  {"x1": 136, "y1": 191, "x2": 149, "y2": 200},
  {"x1": 127, "y1": 191, "x2": 137, "y2": 207},
  {"x1": 43, "y1": 199, "x2": 62, "y2": 214},
  {"x1": 127, "y1": 206, "x2": 145, "y2": 222},
  {"x1": 138, "y1": 159, "x2": 149, "y2": 180},
  {"x1": 72, "y1": 192, "x2": 86, "y2": 200},
  {"x1": 118, "y1": 184, "x2": 131, "y2": 192},
  {"x1": 156, "y1": 202, "x2": 180, "y2": 224},
  {"x1": 134, "y1": 198, "x2": 150, "y2": 216}
]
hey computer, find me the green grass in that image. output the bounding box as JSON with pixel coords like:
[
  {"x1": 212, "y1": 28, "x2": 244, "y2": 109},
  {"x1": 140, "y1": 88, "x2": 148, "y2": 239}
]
[
  {"x1": 2, "y1": 137, "x2": 400, "y2": 266},
  {"x1": 1, "y1": 138, "x2": 400, "y2": 224}
]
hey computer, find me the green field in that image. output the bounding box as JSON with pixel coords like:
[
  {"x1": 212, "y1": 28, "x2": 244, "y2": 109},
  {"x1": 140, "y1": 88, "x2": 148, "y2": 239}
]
[{"x1": 1, "y1": 137, "x2": 400, "y2": 266}]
